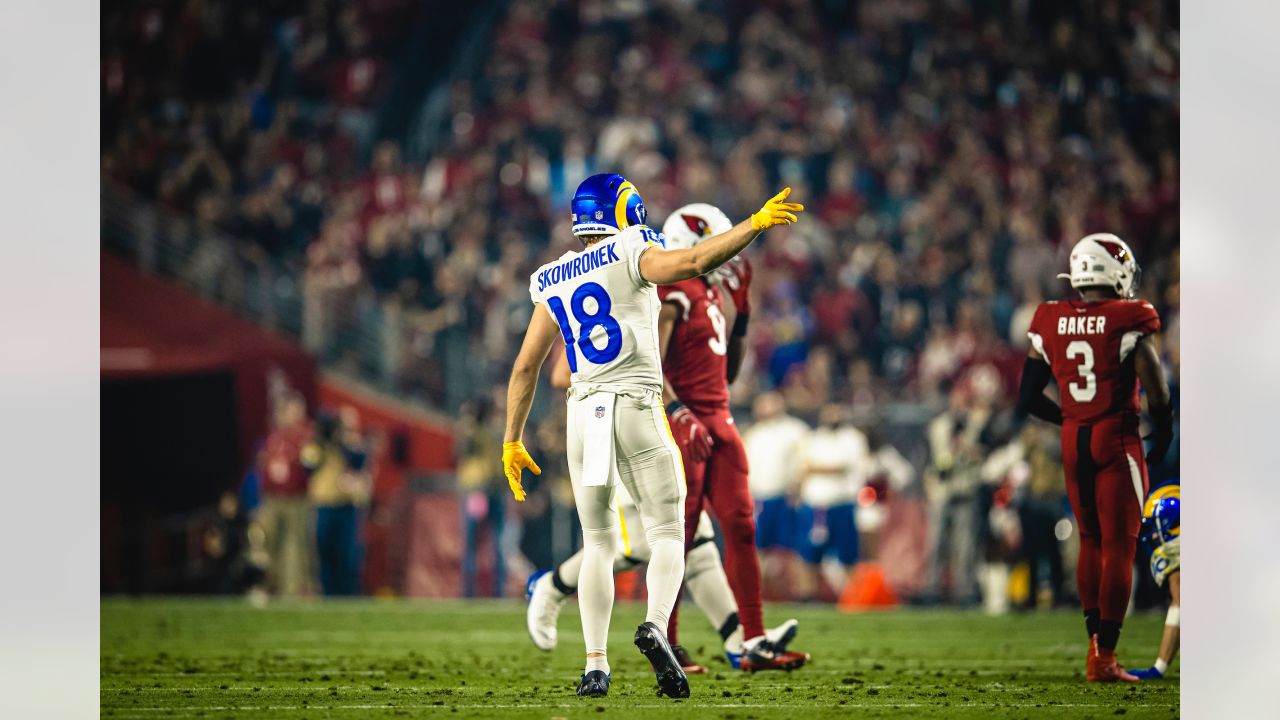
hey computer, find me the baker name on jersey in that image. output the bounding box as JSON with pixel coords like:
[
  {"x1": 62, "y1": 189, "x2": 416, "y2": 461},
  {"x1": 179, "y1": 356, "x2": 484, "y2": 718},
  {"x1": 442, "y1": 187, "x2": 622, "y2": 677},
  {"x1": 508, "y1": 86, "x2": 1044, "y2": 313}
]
[
  {"x1": 1057, "y1": 315, "x2": 1107, "y2": 335},
  {"x1": 537, "y1": 242, "x2": 622, "y2": 292}
]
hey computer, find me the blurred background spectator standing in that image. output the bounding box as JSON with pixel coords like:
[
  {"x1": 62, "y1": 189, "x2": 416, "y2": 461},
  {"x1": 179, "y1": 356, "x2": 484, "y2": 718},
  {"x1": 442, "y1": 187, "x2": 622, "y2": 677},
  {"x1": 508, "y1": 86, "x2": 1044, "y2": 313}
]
[
  {"x1": 456, "y1": 397, "x2": 514, "y2": 598},
  {"x1": 303, "y1": 406, "x2": 372, "y2": 596},
  {"x1": 257, "y1": 391, "x2": 314, "y2": 597},
  {"x1": 190, "y1": 490, "x2": 265, "y2": 596},
  {"x1": 978, "y1": 423, "x2": 1072, "y2": 610},
  {"x1": 923, "y1": 374, "x2": 999, "y2": 606},
  {"x1": 792, "y1": 404, "x2": 868, "y2": 601},
  {"x1": 743, "y1": 391, "x2": 810, "y2": 578}
]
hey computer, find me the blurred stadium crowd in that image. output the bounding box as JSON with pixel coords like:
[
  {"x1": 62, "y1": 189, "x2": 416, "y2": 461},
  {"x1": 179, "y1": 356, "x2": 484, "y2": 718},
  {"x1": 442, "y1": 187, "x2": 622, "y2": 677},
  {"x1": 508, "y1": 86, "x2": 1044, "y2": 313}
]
[{"x1": 102, "y1": 0, "x2": 1179, "y2": 606}]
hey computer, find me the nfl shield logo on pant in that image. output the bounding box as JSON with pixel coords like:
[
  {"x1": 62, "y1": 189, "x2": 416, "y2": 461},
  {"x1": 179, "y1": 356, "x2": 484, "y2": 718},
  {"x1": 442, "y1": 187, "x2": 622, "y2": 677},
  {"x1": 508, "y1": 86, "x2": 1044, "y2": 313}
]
[{"x1": 594, "y1": 405, "x2": 606, "y2": 418}]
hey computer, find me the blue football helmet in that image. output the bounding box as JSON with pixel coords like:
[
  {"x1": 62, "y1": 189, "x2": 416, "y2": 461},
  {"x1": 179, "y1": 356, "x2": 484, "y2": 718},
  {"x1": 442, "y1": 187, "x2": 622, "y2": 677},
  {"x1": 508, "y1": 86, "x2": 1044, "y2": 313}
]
[
  {"x1": 1141, "y1": 484, "x2": 1180, "y2": 547},
  {"x1": 571, "y1": 173, "x2": 648, "y2": 239}
]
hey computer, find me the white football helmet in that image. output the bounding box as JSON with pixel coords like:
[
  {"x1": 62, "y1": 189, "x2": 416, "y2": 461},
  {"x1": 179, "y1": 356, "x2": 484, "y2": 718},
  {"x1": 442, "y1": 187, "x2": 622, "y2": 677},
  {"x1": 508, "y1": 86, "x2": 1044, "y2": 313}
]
[
  {"x1": 1057, "y1": 233, "x2": 1142, "y2": 299},
  {"x1": 662, "y1": 203, "x2": 733, "y2": 250}
]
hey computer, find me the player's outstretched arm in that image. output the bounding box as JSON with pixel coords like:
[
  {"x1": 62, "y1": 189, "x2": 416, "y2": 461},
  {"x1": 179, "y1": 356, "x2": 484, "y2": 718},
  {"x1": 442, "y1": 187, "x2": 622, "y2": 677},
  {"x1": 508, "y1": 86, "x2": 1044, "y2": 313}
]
[
  {"x1": 1133, "y1": 335, "x2": 1173, "y2": 465},
  {"x1": 1015, "y1": 347, "x2": 1063, "y2": 425},
  {"x1": 639, "y1": 188, "x2": 803, "y2": 285},
  {"x1": 501, "y1": 307, "x2": 558, "y2": 500}
]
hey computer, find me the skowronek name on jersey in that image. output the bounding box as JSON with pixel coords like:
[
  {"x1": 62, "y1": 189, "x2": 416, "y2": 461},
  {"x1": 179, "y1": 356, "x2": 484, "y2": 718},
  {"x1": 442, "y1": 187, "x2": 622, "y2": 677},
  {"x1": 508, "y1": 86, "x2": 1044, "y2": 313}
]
[{"x1": 536, "y1": 242, "x2": 621, "y2": 292}]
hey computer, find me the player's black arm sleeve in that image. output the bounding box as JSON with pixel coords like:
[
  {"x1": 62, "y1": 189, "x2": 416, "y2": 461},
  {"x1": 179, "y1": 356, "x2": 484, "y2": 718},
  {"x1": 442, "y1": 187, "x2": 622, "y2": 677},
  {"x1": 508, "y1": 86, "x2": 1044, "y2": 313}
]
[
  {"x1": 1015, "y1": 356, "x2": 1062, "y2": 426},
  {"x1": 1134, "y1": 335, "x2": 1174, "y2": 465},
  {"x1": 725, "y1": 313, "x2": 748, "y2": 384}
]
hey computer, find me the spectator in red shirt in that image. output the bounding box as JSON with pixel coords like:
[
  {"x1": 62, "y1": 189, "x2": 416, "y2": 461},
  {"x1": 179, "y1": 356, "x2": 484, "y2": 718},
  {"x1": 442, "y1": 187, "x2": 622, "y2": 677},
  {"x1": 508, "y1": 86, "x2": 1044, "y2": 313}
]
[{"x1": 257, "y1": 392, "x2": 313, "y2": 596}]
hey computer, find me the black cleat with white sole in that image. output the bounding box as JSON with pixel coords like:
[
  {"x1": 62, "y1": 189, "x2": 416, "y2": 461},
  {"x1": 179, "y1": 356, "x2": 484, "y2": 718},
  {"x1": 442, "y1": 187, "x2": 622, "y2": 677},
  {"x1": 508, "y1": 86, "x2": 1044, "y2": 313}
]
[
  {"x1": 633, "y1": 622, "x2": 691, "y2": 698},
  {"x1": 576, "y1": 670, "x2": 611, "y2": 697}
]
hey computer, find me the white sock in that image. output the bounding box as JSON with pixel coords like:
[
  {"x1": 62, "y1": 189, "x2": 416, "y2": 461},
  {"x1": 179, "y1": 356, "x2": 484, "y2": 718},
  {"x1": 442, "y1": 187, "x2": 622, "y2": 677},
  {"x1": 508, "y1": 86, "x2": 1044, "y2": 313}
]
[
  {"x1": 586, "y1": 654, "x2": 610, "y2": 674},
  {"x1": 685, "y1": 541, "x2": 738, "y2": 634},
  {"x1": 642, "y1": 519, "x2": 685, "y2": 634},
  {"x1": 723, "y1": 625, "x2": 745, "y2": 655},
  {"x1": 579, "y1": 527, "x2": 616, "y2": 662},
  {"x1": 1154, "y1": 658, "x2": 1169, "y2": 674}
]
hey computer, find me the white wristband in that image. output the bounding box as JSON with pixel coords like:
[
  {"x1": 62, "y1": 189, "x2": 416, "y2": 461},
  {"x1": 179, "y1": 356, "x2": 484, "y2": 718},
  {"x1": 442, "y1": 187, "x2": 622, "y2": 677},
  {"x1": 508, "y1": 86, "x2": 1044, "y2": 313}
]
[{"x1": 1165, "y1": 605, "x2": 1180, "y2": 627}]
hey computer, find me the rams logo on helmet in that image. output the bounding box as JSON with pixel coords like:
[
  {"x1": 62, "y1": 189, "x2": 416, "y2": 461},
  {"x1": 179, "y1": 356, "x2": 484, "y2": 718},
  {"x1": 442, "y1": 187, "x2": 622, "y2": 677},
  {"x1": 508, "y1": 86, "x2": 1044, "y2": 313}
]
[{"x1": 570, "y1": 173, "x2": 647, "y2": 239}]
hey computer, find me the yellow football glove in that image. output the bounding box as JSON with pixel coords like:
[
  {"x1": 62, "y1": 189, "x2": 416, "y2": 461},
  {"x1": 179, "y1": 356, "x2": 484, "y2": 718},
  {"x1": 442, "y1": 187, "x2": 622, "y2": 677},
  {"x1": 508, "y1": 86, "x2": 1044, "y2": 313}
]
[
  {"x1": 750, "y1": 187, "x2": 805, "y2": 231},
  {"x1": 501, "y1": 441, "x2": 541, "y2": 502}
]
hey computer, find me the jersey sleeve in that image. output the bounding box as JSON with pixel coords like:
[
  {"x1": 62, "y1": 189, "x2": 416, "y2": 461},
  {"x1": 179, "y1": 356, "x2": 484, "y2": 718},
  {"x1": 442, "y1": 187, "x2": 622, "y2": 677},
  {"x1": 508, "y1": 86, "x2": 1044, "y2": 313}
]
[
  {"x1": 1026, "y1": 303, "x2": 1055, "y2": 363},
  {"x1": 657, "y1": 282, "x2": 692, "y2": 320},
  {"x1": 1119, "y1": 301, "x2": 1161, "y2": 362},
  {"x1": 618, "y1": 225, "x2": 664, "y2": 289},
  {"x1": 1131, "y1": 301, "x2": 1161, "y2": 335},
  {"x1": 528, "y1": 270, "x2": 542, "y2": 305}
]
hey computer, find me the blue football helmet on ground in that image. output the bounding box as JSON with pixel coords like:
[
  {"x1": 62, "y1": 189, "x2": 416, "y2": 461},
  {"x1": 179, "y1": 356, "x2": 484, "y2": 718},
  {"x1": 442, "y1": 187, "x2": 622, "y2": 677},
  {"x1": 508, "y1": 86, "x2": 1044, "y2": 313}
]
[{"x1": 571, "y1": 173, "x2": 648, "y2": 239}]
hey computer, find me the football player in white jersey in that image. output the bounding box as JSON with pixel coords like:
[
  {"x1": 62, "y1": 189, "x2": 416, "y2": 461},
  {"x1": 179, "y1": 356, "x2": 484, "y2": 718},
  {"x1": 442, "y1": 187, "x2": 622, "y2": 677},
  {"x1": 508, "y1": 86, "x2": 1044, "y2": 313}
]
[
  {"x1": 501, "y1": 173, "x2": 803, "y2": 698},
  {"x1": 1132, "y1": 484, "x2": 1180, "y2": 680},
  {"x1": 525, "y1": 347, "x2": 798, "y2": 674}
]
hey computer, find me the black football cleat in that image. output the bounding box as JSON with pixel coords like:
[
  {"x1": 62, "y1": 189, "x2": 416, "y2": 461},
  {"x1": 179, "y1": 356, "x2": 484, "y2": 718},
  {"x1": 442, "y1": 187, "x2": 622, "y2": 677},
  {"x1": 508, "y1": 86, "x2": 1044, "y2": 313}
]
[
  {"x1": 634, "y1": 622, "x2": 691, "y2": 698},
  {"x1": 576, "y1": 670, "x2": 611, "y2": 697}
]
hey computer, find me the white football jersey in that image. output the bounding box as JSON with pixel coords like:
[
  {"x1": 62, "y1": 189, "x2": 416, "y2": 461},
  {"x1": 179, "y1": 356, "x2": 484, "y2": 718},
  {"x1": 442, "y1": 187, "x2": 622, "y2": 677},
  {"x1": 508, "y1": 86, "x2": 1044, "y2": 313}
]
[{"x1": 529, "y1": 225, "x2": 667, "y2": 393}]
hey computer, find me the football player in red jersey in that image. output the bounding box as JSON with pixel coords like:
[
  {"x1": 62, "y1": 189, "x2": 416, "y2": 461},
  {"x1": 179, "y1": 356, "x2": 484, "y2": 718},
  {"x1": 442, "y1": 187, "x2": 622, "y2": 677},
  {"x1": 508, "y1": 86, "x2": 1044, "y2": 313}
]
[
  {"x1": 658, "y1": 203, "x2": 809, "y2": 673},
  {"x1": 1017, "y1": 233, "x2": 1174, "y2": 683}
]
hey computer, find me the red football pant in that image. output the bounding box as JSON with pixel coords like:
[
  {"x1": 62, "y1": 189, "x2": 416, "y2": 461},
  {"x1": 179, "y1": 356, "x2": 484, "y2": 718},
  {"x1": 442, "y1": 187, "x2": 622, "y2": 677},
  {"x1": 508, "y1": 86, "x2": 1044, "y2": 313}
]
[
  {"x1": 669, "y1": 407, "x2": 764, "y2": 642},
  {"x1": 1061, "y1": 417, "x2": 1148, "y2": 625}
]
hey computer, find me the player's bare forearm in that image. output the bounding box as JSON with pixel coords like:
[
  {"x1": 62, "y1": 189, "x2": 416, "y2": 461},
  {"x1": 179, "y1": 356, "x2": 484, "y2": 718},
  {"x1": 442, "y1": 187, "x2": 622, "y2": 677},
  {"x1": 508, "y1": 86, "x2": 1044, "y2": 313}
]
[
  {"x1": 1134, "y1": 335, "x2": 1173, "y2": 464},
  {"x1": 661, "y1": 380, "x2": 680, "y2": 407},
  {"x1": 641, "y1": 219, "x2": 761, "y2": 285},
  {"x1": 504, "y1": 367, "x2": 538, "y2": 444},
  {"x1": 726, "y1": 334, "x2": 745, "y2": 384},
  {"x1": 1134, "y1": 336, "x2": 1171, "y2": 411},
  {"x1": 503, "y1": 307, "x2": 559, "y2": 443}
]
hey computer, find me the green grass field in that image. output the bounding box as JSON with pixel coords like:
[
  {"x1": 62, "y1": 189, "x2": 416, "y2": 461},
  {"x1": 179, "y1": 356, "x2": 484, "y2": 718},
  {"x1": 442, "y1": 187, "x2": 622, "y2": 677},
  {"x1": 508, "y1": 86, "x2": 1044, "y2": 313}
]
[{"x1": 101, "y1": 598, "x2": 1178, "y2": 719}]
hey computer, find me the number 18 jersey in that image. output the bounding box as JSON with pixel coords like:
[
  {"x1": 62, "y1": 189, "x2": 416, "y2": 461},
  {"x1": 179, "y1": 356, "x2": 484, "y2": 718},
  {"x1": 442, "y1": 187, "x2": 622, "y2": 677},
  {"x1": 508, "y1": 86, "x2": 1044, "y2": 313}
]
[
  {"x1": 529, "y1": 225, "x2": 668, "y2": 393},
  {"x1": 1027, "y1": 298, "x2": 1161, "y2": 424}
]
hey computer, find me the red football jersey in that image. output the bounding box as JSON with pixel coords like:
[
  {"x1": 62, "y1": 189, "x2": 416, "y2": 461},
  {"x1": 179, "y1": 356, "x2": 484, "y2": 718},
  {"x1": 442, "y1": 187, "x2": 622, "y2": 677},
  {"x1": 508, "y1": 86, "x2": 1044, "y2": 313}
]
[
  {"x1": 659, "y1": 278, "x2": 731, "y2": 411},
  {"x1": 1028, "y1": 298, "x2": 1161, "y2": 423}
]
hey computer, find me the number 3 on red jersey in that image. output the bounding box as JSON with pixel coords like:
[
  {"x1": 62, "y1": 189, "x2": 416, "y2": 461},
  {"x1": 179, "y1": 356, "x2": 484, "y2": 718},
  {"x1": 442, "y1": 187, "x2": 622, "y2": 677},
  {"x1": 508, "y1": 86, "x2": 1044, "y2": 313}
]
[
  {"x1": 1065, "y1": 340, "x2": 1096, "y2": 402},
  {"x1": 1027, "y1": 299, "x2": 1160, "y2": 423}
]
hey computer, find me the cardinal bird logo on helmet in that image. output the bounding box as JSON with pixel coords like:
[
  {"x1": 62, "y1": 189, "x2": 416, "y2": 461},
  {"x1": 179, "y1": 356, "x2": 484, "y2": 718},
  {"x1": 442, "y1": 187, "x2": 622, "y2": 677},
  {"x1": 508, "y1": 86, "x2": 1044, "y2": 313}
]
[
  {"x1": 1094, "y1": 240, "x2": 1131, "y2": 265},
  {"x1": 681, "y1": 213, "x2": 712, "y2": 236}
]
